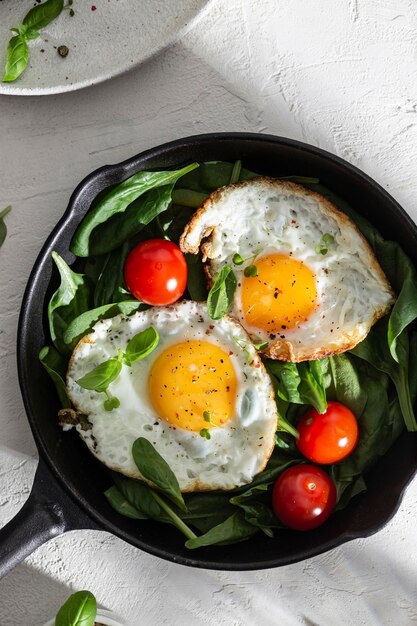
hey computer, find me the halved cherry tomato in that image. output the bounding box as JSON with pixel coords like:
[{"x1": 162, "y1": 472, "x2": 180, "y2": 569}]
[
  {"x1": 272, "y1": 464, "x2": 337, "y2": 531},
  {"x1": 124, "y1": 239, "x2": 187, "y2": 306},
  {"x1": 296, "y1": 401, "x2": 358, "y2": 464}
]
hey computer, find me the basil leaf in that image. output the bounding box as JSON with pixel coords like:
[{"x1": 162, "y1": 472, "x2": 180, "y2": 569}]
[
  {"x1": 0, "y1": 206, "x2": 11, "y2": 248},
  {"x1": 71, "y1": 163, "x2": 199, "y2": 257},
  {"x1": 55, "y1": 590, "x2": 96, "y2": 626},
  {"x1": 104, "y1": 485, "x2": 148, "y2": 519},
  {"x1": 76, "y1": 356, "x2": 122, "y2": 393},
  {"x1": 207, "y1": 265, "x2": 237, "y2": 320},
  {"x1": 89, "y1": 184, "x2": 175, "y2": 256},
  {"x1": 23, "y1": 0, "x2": 64, "y2": 30},
  {"x1": 2, "y1": 36, "x2": 29, "y2": 83},
  {"x1": 48, "y1": 252, "x2": 91, "y2": 355},
  {"x1": 132, "y1": 438, "x2": 186, "y2": 512},
  {"x1": 39, "y1": 345, "x2": 71, "y2": 408},
  {"x1": 185, "y1": 511, "x2": 257, "y2": 549},
  {"x1": 64, "y1": 300, "x2": 143, "y2": 349},
  {"x1": 93, "y1": 242, "x2": 130, "y2": 307},
  {"x1": 124, "y1": 327, "x2": 159, "y2": 365}
]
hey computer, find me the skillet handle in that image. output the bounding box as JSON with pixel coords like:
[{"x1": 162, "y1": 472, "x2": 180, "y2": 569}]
[{"x1": 0, "y1": 457, "x2": 101, "y2": 579}]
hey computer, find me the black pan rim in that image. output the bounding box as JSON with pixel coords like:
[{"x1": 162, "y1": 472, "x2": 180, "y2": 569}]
[{"x1": 16, "y1": 131, "x2": 417, "y2": 570}]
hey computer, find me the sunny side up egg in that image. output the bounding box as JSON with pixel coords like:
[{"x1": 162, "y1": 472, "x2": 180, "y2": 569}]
[
  {"x1": 180, "y1": 178, "x2": 395, "y2": 362},
  {"x1": 66, "y1": 301, "x2": 278, "y2": 492}
]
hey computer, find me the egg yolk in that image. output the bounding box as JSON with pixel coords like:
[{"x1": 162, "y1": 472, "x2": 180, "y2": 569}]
[
  {"x1": 148, "y1": 340, "x2": 237, "y2": 432},
  {"x1": 241, "y1": 253, "x2": 317, "y2": 335}
]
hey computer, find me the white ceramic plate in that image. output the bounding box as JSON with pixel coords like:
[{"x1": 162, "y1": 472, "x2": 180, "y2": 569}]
[{"x1": 0, "y1": 0, "x2": 210, "y2": 96}]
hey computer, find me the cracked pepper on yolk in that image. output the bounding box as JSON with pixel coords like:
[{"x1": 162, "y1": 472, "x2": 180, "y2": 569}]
[
  {"x1": 241, "y1": 253, "x2": 318, "y2": 335},
  {"x1": 148, "y1": 340, "x2": 237, "y2": 431}
]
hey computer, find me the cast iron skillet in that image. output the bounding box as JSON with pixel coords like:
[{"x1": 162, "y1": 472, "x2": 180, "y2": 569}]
[{"x1": 2, "y1": 133, "x2": 417, "y2": 577}]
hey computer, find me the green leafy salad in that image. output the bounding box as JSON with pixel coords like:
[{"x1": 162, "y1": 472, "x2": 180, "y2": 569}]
[{"x1": 40, "y1": 160, "x2": 417, "y2": 548}]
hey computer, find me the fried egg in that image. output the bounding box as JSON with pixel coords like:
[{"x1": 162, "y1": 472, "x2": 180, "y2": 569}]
[
  {"x1": 180, "y1": 178, "x2": 395, "y2": 361},
  {"x1": 66, "y1": 301, "x2": 278, "y2": 492}
]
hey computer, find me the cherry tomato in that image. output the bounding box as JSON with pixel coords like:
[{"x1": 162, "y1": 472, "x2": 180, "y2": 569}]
[
  {"x1": 272, "y1": 464, "x2": 337, "y2": 531},
  {"x1": 124, "y1": 239, "x2": 187, "y2": 305},
  {"x1": 296, "y1": 401, "x2": 358, "y2": 465}
]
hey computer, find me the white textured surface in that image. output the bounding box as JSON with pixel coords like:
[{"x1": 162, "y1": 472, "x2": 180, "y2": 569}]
[{"x1": 1, "y1": 0, "x2": 417, "y2": 624}]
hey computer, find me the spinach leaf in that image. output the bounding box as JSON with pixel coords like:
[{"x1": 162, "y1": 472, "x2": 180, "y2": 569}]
[
  {"x1": 171, "y1": 189, "x2": 208, "y2": 208},
  {"x1": 124, "y1": 327, "x2": 159, "y2": 365},
  {"x1": 115, "y1": 476, "x2": 196, "y2": 540},
  {"x1": 64, "y1": 300, "x2": 143, "y2": 350},
  {"x1": 2, "y1": 36, "x2": 29, "y2": 83},
  {"x1": 297, "y1": 361, "x2": 327, "y2": 414},
  {"x1": 39, "y1": 345, "x2": 71, "y2": 408},
  {"x1": 0, "y1": 206, "x2": 11, "y2": 248},
  {"x1": 185, "y1": 252, "x2": 208, "y2": 301},
  {"x1": 229, "y1": 160, "x2": 242, "y2": 184},
  {"x1": 182, "y1": 492, "x2": 235, "y2": 532},
  {"x1": 55, "y1": 590, "x2": 96, "y2": 626},
  {"x1": 48, "y1": 252, "x2": 90, "y2": 355},
  {"x1": 266, "y1": 359, "x2": 327, "y2": 414},
  {"x1": 93, "y1": 243, "x2": 130, "y2": 307},
  {"x1": 351, "y1": 319, "x2": 417, "y2": 431},
  {"x1": 207, "y1": 265, "x2": 237, "y2": 320},
  {"x1": 185, "y1": 511, "x2": 257, "y2": 549},
  {"x1": 89, "y1": 184, "x2": 175, "y2": 256},
  {"x1": 132, "y1": 438, "x2": 187, "y2": 512},
  {"x1": 179, "y1": 161, "x2": 257, "y2": 193},
  {"x1": 104, "y1": 485, "x2": 147, "y2": 520},
  {"x1": 23, "y1": 0, "x2": 64, "y2": 30},
  {"x1": 71, "y1": 163, "x2": 199, "y2": 257},
  {"x1": 230, "y1": 484, "x2": 282, "y2": 536}
]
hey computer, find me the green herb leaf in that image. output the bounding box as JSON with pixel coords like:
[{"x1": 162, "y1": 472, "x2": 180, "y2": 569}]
[
  {"x1": 185, "y1": 252, "x2": 208, "y2": 301},
  {"x1": 322, "y1": 233, "x2": 335, "y2": 246},
  {"x1": 171, "y1": 189, "x2": 208, "y2": 208},
  {"x1": 23, "y1": 0, "x2": 64, "y2": 30},
  {"x1": 185, "y1": 511, "x2": 257, "y2": 549},
  {"x1": 232, "y1": 253, "x2": 244, "y2": 265},
  {"x1": 71, "y1": 163, "x2": 199, "y2": 257},
  {"x1": 2, "y1": 36, "x2": 29, "y2": 83},
  {"x1": 229, "y1": 160, "x2": 242, "y2": 184},
  {"x1": 243, "y1": 264, "x2": 258, "y2": 277},
  {"x1": 207, "y1": 265, "x2": 237, "y2": 320},
  {"x1": 253, "y1": 340, "x2": 268, "y2": 351},
  {"x1": 64, "y1": 300, "x2": 143, "y2": 350},
  {"x1": 124, "y1": 327, "x2": 159, "y2": 365},
  {"x1": 48, "y1": 252, "x2": 91, "y2": 355},
  {"x1": 132, "y1": 438, "x2": 187, "y2": 512},
  {"x1": 103, "y1": 394, "x2": 120, "y2": 411},
  {"x1": 93, "y1": 242, "x2": 130, "y2": 307},
  {"x1": 203, "y1": 411, "x2": 211, "y2": 422},
  {"x1": 89, "y1": 184, "x2": 175, "y2": 257},
  {"x1": 104, "y1": 485, "x2": 148, "y2": 519},
  {"x1": 199, "y1": 428, "x2": 211, "y2": 439},
  {"x1": 76, "y1": 354, "x2": 123, "y2": 393},
  {"x1": 266, "y1": 359, "x2": 327, "y2": 414},
  {"x1": 39, "y1": 346, "x2": 71, "y2": 408},
  {"x1": 0, "y1": 206, "x2": 12, "y2": 248},
  {"x1": 55, "y1": 590, "x2": 96, "y2": 626}
]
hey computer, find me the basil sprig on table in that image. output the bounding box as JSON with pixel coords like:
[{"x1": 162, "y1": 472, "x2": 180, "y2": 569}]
[
  {"x1": 2, "y1": 0, "x2": 65, "y2": 83},
  {"x1": 55, "y1": 589, "x2": 97, "y2": 626},
  {"x1": 76, "y1": 328, "x2": 159, "y2": 410},
  {"x1": 0, "y1": 206, "x2": 11, "y2": 248}
]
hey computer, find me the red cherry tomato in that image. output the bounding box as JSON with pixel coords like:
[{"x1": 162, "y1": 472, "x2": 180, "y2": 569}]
[
  {"x1": 272, "y1": 464, "x2": 337, "y2": 531},
  {"x1": 124, "y1": 239, "x2": 187, "y2": 306},
  {"x1": 296, "y1": 401, "x2": 358, "y2": 465}
]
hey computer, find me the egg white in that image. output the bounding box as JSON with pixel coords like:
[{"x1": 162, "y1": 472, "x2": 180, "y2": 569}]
[
  {"x1": 180, "y1": 178, "x2": 395, "y2": 361},
  {"x1": 66, "y1": 301, "x2": 278, "y2": 492}
]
